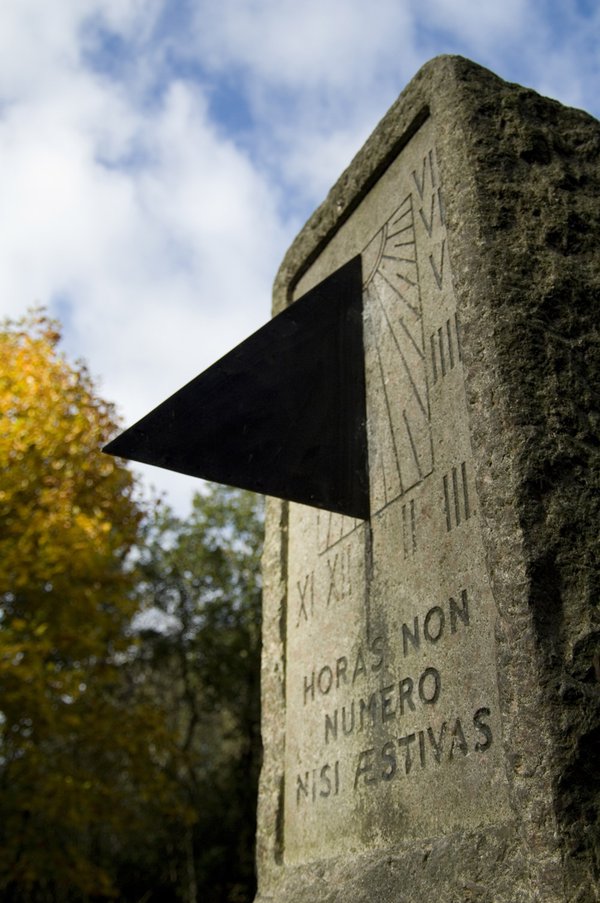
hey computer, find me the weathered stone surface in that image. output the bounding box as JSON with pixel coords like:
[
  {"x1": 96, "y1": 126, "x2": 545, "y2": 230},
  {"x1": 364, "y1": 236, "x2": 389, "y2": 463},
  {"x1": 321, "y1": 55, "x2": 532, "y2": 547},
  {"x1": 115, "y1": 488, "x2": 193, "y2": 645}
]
[{"x1": 256, "y1": 56, "x2": 600, "y2": 903}]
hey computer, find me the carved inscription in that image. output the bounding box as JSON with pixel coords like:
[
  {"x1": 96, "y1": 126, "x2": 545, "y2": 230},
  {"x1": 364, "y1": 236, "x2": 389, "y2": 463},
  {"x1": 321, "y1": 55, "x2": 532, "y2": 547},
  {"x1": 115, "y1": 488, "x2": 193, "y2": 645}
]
[
  {"x1": 296, "y1": 572, "x2": 314, "y2": 625},
  {"x1": 294, "y1": 588, "x2": 496, "y2": 802},
  {"x1": 442, "y1": 462, "x2": 472, "y2": 531},
  {"x1": 402, "y1": 500, "x2": 417, "y2": 557},
  {"x1": 326, "y1": 548, "x2": 352, "y2": 607},
  {"x1": 317, "y1": 509, "x2": 359, "y2": 554},
  {"x1": 353, "y1": 706, "x2": 493, "y2": 787},
  {"x1": 284, "y1": 119, "x2": 509, "y2": 862},
  {"x1": 286, "y1": 567, "x2": 504, "y2": 861},
  {"x1": 362, "y1": 192, "x2": 433, "y2": 513},
  {"x1": 413, "y1": 149, "x2": 446, "y2": 293},
  {"x1": 431, "y1": 315, "x2": 462, "y2": 382}
]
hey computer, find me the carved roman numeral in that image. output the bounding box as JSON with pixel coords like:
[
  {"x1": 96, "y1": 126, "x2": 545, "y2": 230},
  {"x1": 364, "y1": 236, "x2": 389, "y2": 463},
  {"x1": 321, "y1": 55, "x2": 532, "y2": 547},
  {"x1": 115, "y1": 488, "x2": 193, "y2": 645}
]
[
  {"x1": 430, "y1": 316, "x2": 461, "y2": 383},
  {"x1": 326, "y1": 548, "x2": 352, "y2": 606},
  {"x1": 402, "y1": 499, "x2": 417, "y2": 557},
  {"x1": 296, "y1": 572, "x2": 314, "y2": 625},
  {"x1": 442, "y1": 462, "x2": 472, "y2": 531},
  {"x1": 429, "y1": 239, "x2": 445, "y2": 289}
]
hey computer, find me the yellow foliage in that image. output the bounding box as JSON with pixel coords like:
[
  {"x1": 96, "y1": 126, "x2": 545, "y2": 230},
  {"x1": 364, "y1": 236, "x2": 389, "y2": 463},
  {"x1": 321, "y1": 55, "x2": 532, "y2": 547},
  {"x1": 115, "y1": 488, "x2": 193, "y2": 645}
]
[
  {"x1": 0, "y1": 311, "x2": 139, "y2": 612},
  {"x1": 0, "y1": 311, "x2": 187, "y2": 899}
]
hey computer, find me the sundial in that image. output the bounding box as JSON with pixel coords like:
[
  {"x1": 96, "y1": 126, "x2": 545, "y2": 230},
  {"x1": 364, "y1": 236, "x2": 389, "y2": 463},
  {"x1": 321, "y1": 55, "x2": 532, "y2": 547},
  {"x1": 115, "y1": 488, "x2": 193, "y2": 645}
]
[
  {"x1": 105, "y1": 123, "x2": 509, "y2": 860},
  {"x1": 105, "y1": 90, "x2": 520, "y2": 873},
  {"x1": 265, "y1": 119, "x2": 509, "y2": 863},
  {"x1": 105, "y1": 191, "x2": 437, "y2": 523},
  {"x1": 104, "y1": 255, "x2": 370, "y2": 519},
  {"x1": 103, "y1": 57, "x2": 600, "y2": 902}
]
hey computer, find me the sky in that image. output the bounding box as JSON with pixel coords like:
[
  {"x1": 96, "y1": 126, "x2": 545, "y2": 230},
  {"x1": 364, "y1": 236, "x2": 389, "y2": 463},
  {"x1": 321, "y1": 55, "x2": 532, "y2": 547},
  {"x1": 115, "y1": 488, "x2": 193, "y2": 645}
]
[{"x1": 1, "y1": 0, "x2": 598, "y2": 515}]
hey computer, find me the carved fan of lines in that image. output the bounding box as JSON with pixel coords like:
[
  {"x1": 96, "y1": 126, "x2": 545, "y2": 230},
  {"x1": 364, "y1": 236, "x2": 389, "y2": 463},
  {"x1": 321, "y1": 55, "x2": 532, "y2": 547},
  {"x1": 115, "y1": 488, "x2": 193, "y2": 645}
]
[
  {"x1": 362, "y1": 193, "x2": 433, "y2": 515},
  {"x1": 318, "y1": 194, "x2": 434, "y2": 553}
]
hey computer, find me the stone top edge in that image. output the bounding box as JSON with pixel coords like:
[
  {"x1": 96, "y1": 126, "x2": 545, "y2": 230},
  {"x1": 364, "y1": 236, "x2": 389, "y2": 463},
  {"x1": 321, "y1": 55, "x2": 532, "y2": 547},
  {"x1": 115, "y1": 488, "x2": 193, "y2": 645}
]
[{"x1": 272, "y1": 54, "x2": 596, "y2": 314}]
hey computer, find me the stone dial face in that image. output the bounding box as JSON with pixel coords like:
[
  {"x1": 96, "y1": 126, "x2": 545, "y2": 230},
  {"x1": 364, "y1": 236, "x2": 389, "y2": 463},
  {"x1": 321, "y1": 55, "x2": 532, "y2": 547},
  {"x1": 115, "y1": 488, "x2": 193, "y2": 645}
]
[
  {"x1": 283, "y1": 118, "x2": 510, "y2": 863},
  {"x1": 362, "y1": 193, "x2": 434, "y2": 510}
]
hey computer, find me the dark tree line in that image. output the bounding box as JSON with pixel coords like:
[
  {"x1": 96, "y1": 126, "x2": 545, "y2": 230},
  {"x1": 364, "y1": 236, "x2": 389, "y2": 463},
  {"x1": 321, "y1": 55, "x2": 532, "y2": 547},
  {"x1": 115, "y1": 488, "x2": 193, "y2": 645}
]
[{"x1": 131, "y1": 487, "x2": 263, "y2": 903}]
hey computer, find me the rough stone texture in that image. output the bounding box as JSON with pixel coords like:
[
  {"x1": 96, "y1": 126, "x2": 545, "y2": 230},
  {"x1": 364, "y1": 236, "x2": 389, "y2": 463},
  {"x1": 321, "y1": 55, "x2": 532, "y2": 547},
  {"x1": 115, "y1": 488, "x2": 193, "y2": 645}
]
[{"x1": 256, "y1": 56, "x2": 599, "y2": 903}]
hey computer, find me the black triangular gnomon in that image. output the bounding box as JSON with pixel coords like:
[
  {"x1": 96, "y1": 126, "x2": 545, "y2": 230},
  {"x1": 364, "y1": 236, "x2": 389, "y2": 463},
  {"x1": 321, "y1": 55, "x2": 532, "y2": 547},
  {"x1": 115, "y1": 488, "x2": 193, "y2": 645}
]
[{"x1": 104, "y1": 255, "x2": 369, "y2": 519}]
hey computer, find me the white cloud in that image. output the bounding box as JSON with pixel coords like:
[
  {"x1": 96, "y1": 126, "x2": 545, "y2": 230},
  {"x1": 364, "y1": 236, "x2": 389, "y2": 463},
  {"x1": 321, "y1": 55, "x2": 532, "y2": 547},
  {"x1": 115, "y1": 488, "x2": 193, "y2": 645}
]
[
  {"x1": 412, "y1": 0, "x2": 532, "y2": 48},
  {"x1": 0, "y1": 72, "x2": 286, "y2": 418},
  {"x1": 0, "y1": 0, "x2": 598, "y2": 515},
  {"x1": 0, "y1": 2, "x2": 290, "y2": 514},
  {"x1": 189, "y1": 0, "x2": 417, "y2": 92},
  {"x1": 0, "y1": 1, "x2": 81, "y2": 100}
]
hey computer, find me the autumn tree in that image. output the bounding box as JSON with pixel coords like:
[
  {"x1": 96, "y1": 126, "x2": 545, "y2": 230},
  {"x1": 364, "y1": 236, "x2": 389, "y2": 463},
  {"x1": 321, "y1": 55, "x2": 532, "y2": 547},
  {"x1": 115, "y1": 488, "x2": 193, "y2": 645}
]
[{"x1": 0, "y1": 312, "x2": 190, "y2": 901}]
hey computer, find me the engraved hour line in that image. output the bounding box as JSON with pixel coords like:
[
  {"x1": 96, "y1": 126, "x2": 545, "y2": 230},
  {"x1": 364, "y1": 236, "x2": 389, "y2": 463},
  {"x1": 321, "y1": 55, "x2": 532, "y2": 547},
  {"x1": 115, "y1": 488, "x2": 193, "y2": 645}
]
[
  {"x1": 369, "y1": 280, "x2": 423, "y2": 360},
  {"x1": 390, "y1": 200, "x2": 412, "y2": 226},
  {"x1": 409, "y1": 158, "x2": 434, "y2": 430},
  {"x1": 375, "y1": 269, "x2": 420, "y2": 317},
  {"x1": 383, "y1": 235, "x2": 416, "y2": 261},
  {"x1": 374, "y1": 291, "x2": 428, "y2": 419},
  {"x1": 395, "y1": 271, "x2": 417, "y2": 288},
  {"x1": 370, "y1": 310, "x2": 404, "y2": 498},
  {"x1": 387, "y1": 224, "x2": 414, "y2": 239},
  {"x1": 442, "y1": 463, "x2": 472, "y2": 531},
  {"x1": 403, "y1": 410, "x2": 424, "y2": 480},
  {"x1": 370, "y1": 325, "x2": 397, "y2": 505},
  {"x1": 383, "y1": 254, "x2": 418, "y2": 266},
  {"x1": 400, "y1": 316, "x2": 426, "y2": 359}
]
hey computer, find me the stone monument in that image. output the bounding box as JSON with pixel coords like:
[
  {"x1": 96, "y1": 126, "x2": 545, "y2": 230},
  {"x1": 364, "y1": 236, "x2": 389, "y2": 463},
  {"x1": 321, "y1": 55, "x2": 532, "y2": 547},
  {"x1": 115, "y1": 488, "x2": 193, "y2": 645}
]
[{"x1": 256, "y1": 56, "x2": 599, "y2": 902}]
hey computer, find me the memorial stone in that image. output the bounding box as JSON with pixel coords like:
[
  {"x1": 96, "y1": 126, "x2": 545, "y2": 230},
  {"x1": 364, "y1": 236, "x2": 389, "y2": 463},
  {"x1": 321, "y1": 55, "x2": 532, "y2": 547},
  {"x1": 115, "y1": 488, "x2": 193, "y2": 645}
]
[{"x1": 256, "y1": 56, "x2": 599, "y2": 902}]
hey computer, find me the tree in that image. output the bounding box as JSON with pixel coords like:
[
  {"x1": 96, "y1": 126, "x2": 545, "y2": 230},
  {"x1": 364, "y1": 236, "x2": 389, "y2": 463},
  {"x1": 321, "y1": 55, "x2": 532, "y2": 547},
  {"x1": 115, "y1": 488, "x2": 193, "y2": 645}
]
[
  {"x1": 134, "y1": 486, "x2": 264, "y2": 903},
  {"x1": 0, "y1": 311, "x2": 190, "y2": 901},
  {"x1": 0, "y1": 312, "x2": 264, "y2": 901}
]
